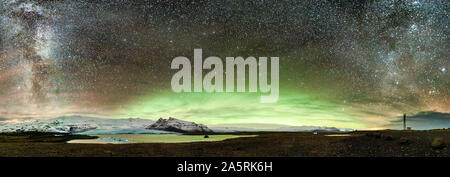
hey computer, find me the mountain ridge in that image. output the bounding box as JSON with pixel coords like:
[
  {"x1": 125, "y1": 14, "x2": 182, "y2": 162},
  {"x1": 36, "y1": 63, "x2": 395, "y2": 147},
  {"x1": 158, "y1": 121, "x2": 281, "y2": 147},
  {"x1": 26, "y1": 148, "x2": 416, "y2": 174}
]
[
  {"x1": 147, "y1": 117, "x2": 213, "y2": 133},
  {"x1": 0, "y1": 116, "x2": 352, "y2": 134}
]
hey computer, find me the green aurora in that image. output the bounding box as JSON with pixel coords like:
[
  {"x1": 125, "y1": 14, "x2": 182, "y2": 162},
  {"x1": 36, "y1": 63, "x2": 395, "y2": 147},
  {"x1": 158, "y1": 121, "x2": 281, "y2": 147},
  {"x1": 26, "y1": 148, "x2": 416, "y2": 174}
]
[{"x1": 123, "y1": 90, "x2": 374, "y2": 130}]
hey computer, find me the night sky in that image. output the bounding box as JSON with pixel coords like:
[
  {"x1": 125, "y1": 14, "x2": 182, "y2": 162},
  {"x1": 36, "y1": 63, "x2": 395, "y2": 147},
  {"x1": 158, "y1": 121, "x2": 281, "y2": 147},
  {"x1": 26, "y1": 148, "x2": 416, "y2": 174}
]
[{"x1": 0, "y1": 0, "x2": 448, "y2": 130}]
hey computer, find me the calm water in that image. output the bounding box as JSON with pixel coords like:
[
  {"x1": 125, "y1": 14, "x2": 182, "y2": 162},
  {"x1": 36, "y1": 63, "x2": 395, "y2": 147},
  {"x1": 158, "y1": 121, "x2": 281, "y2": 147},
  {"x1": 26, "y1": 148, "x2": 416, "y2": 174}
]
[
  {"x1": 324, "y1": 134, "x2": 351, "y2": 137},
  {"x1": 67, "y1": 134, "x2": 257, "y2": 144}
]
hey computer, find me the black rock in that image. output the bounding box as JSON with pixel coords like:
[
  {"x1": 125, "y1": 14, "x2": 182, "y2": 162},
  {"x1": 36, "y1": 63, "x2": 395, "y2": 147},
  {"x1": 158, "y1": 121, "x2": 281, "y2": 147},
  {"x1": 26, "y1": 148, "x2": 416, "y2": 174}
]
[
  {"x1": 383, "y1": 135, "x2": 394, "y2": 141},
  {"x1": 399, "y1": 137, "x2": 410, "y2": 145},
  {"x1": 431, "y1": 138, "x2": 446, "y2": 150}
]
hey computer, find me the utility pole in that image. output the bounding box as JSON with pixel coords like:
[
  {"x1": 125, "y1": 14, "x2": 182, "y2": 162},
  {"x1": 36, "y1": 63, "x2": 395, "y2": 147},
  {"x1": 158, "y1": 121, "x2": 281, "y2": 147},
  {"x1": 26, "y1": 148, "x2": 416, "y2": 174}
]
[{"x1": 403, "y1": 114, "x2": 406, "y2": 130}]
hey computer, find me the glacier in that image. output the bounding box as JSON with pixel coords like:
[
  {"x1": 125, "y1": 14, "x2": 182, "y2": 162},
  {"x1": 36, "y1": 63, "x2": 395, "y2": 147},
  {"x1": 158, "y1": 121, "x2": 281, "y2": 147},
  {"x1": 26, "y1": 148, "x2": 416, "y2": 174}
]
[
  {"x1": 0, "y1": 116, "x2": 213, "y2": 134},
  {"x1": 0, "y1": 116, "x2": 161, "y2": 134}
]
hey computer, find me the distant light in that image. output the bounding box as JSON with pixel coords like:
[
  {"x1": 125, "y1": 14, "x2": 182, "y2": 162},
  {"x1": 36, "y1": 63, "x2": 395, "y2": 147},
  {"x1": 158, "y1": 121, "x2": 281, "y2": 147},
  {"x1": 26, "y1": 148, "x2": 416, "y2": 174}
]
[{"x1": 441, "y1": 67, "x2": 446, "y2": 72}]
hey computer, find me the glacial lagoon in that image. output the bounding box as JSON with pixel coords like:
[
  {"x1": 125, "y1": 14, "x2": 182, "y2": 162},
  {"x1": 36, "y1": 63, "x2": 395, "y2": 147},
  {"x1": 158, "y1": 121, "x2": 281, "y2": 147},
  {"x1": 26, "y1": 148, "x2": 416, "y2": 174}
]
[{"x1": 67, "y1": 134, "x2": 258, "y2": 144}]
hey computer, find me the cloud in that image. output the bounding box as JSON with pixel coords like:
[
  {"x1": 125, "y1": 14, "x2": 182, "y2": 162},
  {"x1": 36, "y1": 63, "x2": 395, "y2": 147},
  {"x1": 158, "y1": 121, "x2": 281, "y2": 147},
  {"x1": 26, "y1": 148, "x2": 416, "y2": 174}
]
[{"x1": 388, "y1": 111, "x2": 450, "y2": 130}]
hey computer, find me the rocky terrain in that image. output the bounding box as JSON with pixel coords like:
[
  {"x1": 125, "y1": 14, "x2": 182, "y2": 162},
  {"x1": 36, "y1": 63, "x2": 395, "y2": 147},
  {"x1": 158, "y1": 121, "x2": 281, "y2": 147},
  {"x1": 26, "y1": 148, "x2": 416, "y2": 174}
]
[{"x1": 0, "y1": 130, "x2": 449, "y2": 157}]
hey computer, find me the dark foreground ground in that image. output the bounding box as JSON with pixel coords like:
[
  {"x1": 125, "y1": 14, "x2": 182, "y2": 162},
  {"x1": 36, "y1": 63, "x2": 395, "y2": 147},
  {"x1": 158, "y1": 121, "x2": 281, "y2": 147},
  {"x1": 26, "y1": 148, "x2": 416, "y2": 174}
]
[{"x1": 0, "y1": 130, "x2": 448, "y2": 157}]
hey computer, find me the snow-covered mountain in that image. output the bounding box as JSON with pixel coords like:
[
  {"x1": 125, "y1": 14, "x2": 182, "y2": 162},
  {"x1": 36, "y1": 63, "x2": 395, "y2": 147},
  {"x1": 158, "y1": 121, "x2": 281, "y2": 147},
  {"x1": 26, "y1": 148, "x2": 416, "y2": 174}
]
[
  {"x1": 0, "y1": 116, "x2": 350, "y2": 134},
  {"x1": 0, "y1": 116, "x2": 213, "y2": 134},
  {"x1": 276, "y1": 126, "x2": 351, "y2": 132},
  {"x1": 0, "y1": 116, "x2": 160, "y2": 134},
  {"x1": 147, "y1": 117, "x2": 212, "y2": 133},
  {"x1": 209, "y1": 124, "x2": 353, "y2": 132}
]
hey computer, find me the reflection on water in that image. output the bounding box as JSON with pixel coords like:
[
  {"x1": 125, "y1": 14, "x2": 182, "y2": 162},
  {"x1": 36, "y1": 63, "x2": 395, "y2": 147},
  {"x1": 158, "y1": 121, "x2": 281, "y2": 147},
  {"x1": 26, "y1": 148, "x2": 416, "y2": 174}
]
[
  {"x1": 67, "y1": 134, "x2": 257, "y2": 144},
  {"x1": 324, "y1": 134, "x2": 351, "y2": 137}
]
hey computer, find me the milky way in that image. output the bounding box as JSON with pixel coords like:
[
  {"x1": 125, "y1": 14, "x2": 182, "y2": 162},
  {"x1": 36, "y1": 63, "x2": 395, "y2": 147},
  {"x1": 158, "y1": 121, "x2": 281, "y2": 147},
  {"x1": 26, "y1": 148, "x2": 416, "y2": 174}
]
[{"x1": 0, "y1": 0, "x2": 448, "y2": 129}]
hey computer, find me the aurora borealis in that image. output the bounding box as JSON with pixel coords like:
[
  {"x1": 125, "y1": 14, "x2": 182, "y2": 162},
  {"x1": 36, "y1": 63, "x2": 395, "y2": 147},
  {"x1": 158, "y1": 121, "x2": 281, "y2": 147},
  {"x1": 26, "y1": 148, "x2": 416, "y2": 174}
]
[{"x1": 0, "y1": 0, "x2": 448, "y2": 130}]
